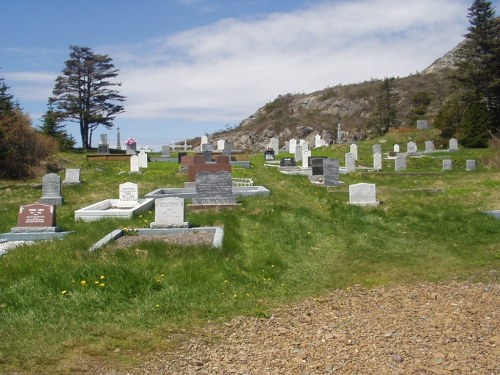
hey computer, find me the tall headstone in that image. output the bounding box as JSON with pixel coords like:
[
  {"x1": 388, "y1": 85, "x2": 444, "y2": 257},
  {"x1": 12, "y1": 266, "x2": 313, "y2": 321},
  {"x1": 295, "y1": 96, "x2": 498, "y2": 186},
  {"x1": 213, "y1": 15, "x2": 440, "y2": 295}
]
[
  {"x1": 372, "y1": 144, "x2": 382, "y2": 156},
  {"x1": 424, "y1": 141, "x2": 435, "y2": 153},
  {"x1": 442, "y1": 159, "x2": 453, "y2": 171},
  {"x1": 117, "y1": 182, "x2": 138, "y2": 208},
  {"x1": 150, "y1": 197, "x2": 188, "y2": 228},
  {"x1": 349, "y1": 183, "x2": 379, "y2": 206},
  {"x1": 161, "y1": 145, "x2": 171, "y2": 158},
  {"x1": 311, "y1": 158, "x2": 325, "y2": 176},
  {"x1": 138, "y1": 150, "x2": 148, "y2": 168},
  {"x1": 407, "y1": 141, "x2": 417, "y2": 154},
  {"x1": 130, "y1": 155, "x2": 140, "y2": 173},
  {"x1": 337, "y1": 123, "x2": 344, "y2": 143},
  {"x1": 323, "y1": 159, "x2": 340, "y2": 186},
  {"x1": 115, "y1": 126, "x2": 122, "y2": 150},
  {"x1": 39, "y1": 173, "x2": 63, "y2": 205},
  {"x1": 217, "y1": 140, "x2": 225, "y2": 150},
  {"x1": 314, "y1": 134, "x2": 322, "y2": 148},
  {"x1": 63, "y1": 169, "x2": 81, "y2": 184},
  {"x1": 98, "y1": 134, "x2": 109, "y2": 154},
  {"x1": 12, "y1": 203, "x2": 60, "y2": 233},
  {"x1": 295, "y1": 145, "x2": 302, "y2": 162},
  {"x1": 289, "y1": 138, "x2": 297, "y2": 154},
  {"x1": 201, "y1": 135, "x2": 208, "y2": 146},
  {"x1": 270, "y1": 137, "x2": 279, "y2": 155},
  {"x1": 393, "y1": 144, "x2": 400, "y2": 153},
  {"x1": 466, "y1": 160, "x2": 476, "y2": 171},
  {"x1": 449, "y1": 138, "x2": 458, "y2": 152},
  {"x1": 373, "y1": 153, "x2": 382, "y2": 171},
  {"x1": 345, "y1": 152, "x2": 356, "y2": 173},
  {"x1": 349, "y1": 144, "x2": 358, "y2": 160},
  {"x1": 395, "y1": 155, "x2": 407, "y2": 171},
  {"x1": 302, "y1": 150, "x2": 311, "y2": 168}
]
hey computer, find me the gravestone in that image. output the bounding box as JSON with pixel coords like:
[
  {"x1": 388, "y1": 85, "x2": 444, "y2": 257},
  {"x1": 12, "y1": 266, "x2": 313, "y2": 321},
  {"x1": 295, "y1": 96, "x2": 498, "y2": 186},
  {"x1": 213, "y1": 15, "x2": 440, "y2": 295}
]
[
  {"x1": 349, "y1": 183, "x2": 379, "y2": 206},
  {"x1": 126, "y1": 144, "x2": 136, "y2": 155},
  {"x1": 442, "y1": 159, "x2": 453, "y2": 171},
  {"x1": 138, "y1": 150, "x2": 148, "y2": 168},
  {"x1": 345, "y1": 152, "x2": 356, "y2": 173},
  {"x1": 314, "y1": 134, "x2": 323, "y2": 148},
  {"x1": 395, "y1": 155, "x2": 407, "y2": 171},
  {"x1": 11, "y1": 203, "x2": 60, "y2": 233},
  {"x1": 150, "y1": 197, "x2": 188, "y2": 228},
  {"x1": 372, "y1": 144, "x2": 382, "y2": 155},
  {"x1": 337, "y1": 123, "x2": 344, "y2": 143},
  {"x1": 117, "y1": 182, "x2": 139, "y2": 208},
  {"x1": 466, "y1": 160, "x2": 476, "y2": 171},
  {"x1": 130, "y1": 155, "x2": 140, "y2": 173},
  {"x1": 311, "y1": 158, "x2": 325, "y2": 176},
  {"x1": 222, "y1": 141, "x2": 233, "y2": 157},
  {"x1": 373, "y1": 153, "x2": 382, "y2": 171},
  {"x1": 424, "y1": 141, "x2": 435, "y2": 153},
  {"x1": 280, "y1": 158, "x2": 296, "y2": 167},
  {"x1": 201, "y1": 135, "x2": 208, "y2": 146},
  {"x1": 264, "y1": 149, "x2": 275, "y2": 161},
  {"x1": 407, "y1": 141, "x2": 417, "y2": 154},
  {"x1": 449, "y1": 138, "x2": 458, "y2": 152},
  {"x1": 270, "y1": 137, "x2": 279, "y2": 155},
  {"x1": 217, "y1": 140, "x2": 225, "y2": 150},
  {"x1": 203, "y1": 150, "x2": 213, "y2": 162},
  {"x1": 192, "y1": 170, "x2": 237, "y2": 205},
  {"x1": 323, "y1": 159, "x2": 340, "y2": 186},
  {"x1": 39, "y1": 173, "x2": 63, "y2": 205},
  {"x1": 100, "y1": 134, "x2": 108, "y2": 145},
  {"x1": 350, "y1": 144, "x2": 358, "y2": 160},
  {"x1": 161, "y1": 145, "x2": 171, "y2": 158},
  {"x1": 393, "y1": 144, "x2": 400, "y2": 153},
  {"x1": 98, "y1": 134, "x2": 109, "y2": 154},
  {"x1": 416, "y1": 119, "x2": 429, "y2": 129},
  {"x1": 295, "y1": 145, "x2": 303, "y2": 162},
  {"x1": 63, "y1": 168, "x2": 81, "y2": 184},
  {"x1": 289, "y1": 138, "x2": 297, "y2": 153},
  {"x1": 302, "y1": 150, "x2": 311, "y2": 168}
]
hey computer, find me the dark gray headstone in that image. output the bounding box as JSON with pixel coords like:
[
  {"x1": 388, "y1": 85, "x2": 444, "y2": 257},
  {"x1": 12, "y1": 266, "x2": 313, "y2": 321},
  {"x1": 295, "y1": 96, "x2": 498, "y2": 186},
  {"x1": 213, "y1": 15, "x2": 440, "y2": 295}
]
[
  {"x1": 98, "y1": 144, "x2": 109, "y2": 154},
  {"x1": 193, "y1": 170, "x2": 236, "y2": 205},
  {"x1": 323, "y1": 158, "x2": 340, "y2": 186},
  {"x1": 311, "y1": 158, "x2": 325, "y2": 176},
  {"x1": 280, "y1": 158, "x2": 296, "y2": 167},
  {"x1": 203, "y1": 150, "x2": 213, "y2": 162},
  {"x1": 40, "y1": 173, "x2": 63, "y2": 205}
]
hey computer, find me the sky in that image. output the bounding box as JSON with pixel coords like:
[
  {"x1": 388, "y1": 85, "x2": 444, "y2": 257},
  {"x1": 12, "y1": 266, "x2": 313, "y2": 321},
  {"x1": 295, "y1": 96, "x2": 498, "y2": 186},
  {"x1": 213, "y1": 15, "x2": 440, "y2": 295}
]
[{"x1": 1, "y1": 0, "x2": 498, "y2": 150}]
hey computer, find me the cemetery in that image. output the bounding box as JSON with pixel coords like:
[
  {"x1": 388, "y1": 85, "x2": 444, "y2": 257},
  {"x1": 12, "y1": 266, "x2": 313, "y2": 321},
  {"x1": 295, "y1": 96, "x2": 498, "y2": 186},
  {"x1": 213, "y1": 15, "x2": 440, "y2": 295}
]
[{"x1": 0, "y1": 129, "x2": 499, "y2": 373}]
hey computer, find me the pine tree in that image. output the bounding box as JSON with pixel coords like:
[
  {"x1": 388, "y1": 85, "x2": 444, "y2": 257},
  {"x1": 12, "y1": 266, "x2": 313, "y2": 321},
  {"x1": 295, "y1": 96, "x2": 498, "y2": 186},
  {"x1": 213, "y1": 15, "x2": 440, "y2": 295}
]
[
  {"x1": 38, "y1": 105, "x2": 76, "y2": 150},
  {"x1": 372, "y1": 77, "x2": 400, "y2": 136},
  {"x1": 49, "y1": 46, "x2": 126, "y2": 149}
]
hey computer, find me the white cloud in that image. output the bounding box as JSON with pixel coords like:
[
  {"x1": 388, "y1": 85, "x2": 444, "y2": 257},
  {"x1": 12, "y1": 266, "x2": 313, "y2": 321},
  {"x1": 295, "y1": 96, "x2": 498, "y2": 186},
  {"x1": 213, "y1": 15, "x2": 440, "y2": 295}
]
[{"x1": 116, "y1": 0, "x2": 469, "y2": 124}]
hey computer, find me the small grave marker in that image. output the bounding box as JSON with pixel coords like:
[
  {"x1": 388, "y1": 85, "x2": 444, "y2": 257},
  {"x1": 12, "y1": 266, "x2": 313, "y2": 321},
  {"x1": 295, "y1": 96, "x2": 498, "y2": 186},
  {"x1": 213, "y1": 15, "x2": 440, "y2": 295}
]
[
  {"x1": 349, "y1": 183, "x2": 379, "y2": 206},
  {"x1": 39, "y1": 173, "x2": 63, "y2": 205},
  {"x1": 150, "y1": 197, "x2": 188, "y2": 228}
]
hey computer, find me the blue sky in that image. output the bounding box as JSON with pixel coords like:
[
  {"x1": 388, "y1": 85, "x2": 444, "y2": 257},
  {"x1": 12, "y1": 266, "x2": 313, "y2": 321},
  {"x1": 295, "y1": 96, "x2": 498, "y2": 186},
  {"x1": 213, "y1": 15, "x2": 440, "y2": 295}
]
[{"x1": 1, "y1": 0, "x2": 498, "y2": 149}]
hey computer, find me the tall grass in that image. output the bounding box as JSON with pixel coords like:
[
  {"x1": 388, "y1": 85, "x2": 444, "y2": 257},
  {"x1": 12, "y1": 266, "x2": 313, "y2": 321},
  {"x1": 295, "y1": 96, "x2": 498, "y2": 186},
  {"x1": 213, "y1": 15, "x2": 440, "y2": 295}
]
[{"x1": 0, "y1": 144, "x2": 499, "y2": 373}]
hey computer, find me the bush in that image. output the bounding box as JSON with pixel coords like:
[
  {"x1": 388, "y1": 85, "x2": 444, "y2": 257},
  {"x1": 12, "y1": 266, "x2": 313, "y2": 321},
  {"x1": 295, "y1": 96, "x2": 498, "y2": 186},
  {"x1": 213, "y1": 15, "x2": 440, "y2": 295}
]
[{"x1": 0, "y1": 110, "x2": 59, "y2": 179}]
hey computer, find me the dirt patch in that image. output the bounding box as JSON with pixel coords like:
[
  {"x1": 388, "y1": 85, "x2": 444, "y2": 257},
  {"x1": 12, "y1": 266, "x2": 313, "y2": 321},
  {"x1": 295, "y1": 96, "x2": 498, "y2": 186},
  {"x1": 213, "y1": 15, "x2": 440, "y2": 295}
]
[{"x1": 112, "y1": 231, "x2": 215, "y2": 248}]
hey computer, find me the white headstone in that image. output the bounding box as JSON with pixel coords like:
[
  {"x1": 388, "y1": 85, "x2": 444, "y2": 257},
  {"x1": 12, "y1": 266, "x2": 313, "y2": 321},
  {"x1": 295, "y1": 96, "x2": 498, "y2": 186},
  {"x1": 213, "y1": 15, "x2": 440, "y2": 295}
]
[
  {"x1": 217, "y1": 140, "x2": 225, "y2": 150},
  {"x1": 64, "y1": 168, "x2": 81, "y2": 184},
  {"x1": 302, "y1": 150, "x2": 311, "y2": 168},
  {"x1": 407, "y1": 141, "x2": 417, "y2": 154},
  {"x1": 201, "y1": 135, "x2": 208, "y2": 145},
  {"x1": 130, "y1": 155, "x2": 140, "y2": 173},
  {"x1": 314, "y1": 134, "x2": 322, "y2": 148},
  {"x1": 349, "y1": 183, "x2": 379, "y2": 206},
  {"x1": 138, "y1": 150, "x2": 148, "y2": 168},
  {"x1": 289, "y1": 138, "x2": 297, "y2": 154},
  {"x1": 270, "y1": 137, "x2": 279, "y2": 155},
  {"x1": 373, "y1": 144, "x2": 382, "y2": 155},
  {"x1": 424, "y1": 141, "x2": 435, "y2": 153},
  {"x1": 395, "y1": 155, "x2": 407, "y2": 171},
  {"x1": 393, "y1": 144, "x2": 400, "y2": 153},
  {"x1": 299, "y1": 139, "x2": 306, "y2": 147},
  {"x1": 373, "y1": 153, "x2": 382, "y2": 171},
  {"x1": 449, "y1": 138, "x2": 458, "y2": 152},
  {"x1": 345, "y1": 152, "x2": 356, "y2": 173},
  {"x1": 295, "y1": 145, "x2": 302, "y2": 162},
  {"x1": 442, "y1": 159, "x2": 453, "y2": 171},
  {"x1": 349, "y1": 144, "x2": 358, "y2": 160},
  {"x1": 117, "y1": 182, "x2": 138, "y2": 208},
  {"x1": 466, "y1": 160, "x2": 476, "y2": 171},
  {"x1": 150, "y1": 197, "x2": 188, "y2": 228}
]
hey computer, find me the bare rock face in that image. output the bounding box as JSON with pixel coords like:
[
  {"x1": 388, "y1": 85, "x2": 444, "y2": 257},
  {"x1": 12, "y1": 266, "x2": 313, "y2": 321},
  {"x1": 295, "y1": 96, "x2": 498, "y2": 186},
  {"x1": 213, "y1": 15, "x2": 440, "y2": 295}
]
[{"x1": 296, "y1": 126, "x2": 314, "y2": 138}]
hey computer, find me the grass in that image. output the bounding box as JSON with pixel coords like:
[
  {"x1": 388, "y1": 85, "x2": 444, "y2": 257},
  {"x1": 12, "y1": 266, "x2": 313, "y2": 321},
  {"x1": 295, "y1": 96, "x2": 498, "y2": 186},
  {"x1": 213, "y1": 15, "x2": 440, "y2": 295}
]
[{"x1": 0, "y1": 136, "x2": 499, "y2": 374}]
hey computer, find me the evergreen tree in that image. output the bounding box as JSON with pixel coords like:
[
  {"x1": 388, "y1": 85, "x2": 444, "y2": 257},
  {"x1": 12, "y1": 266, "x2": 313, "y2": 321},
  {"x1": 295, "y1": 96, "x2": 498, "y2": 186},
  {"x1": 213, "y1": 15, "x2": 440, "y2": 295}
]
[
  {"x1": 456, "y1": 0, "x2": 500, "y2": 144},
  {"x1": 49, "y1": 46, "x2": 126, "y2": 149},
  {"x1": 38, "y1": 105, "x2": 76, "y2": 150},
  {"x1": 372, "y1": 77, "x2": 400, "y2": 136}
]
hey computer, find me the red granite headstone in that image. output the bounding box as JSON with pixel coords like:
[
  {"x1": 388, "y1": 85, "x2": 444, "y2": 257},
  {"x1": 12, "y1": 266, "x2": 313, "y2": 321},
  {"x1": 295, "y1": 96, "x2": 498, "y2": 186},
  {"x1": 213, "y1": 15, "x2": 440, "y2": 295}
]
[{"x1": 17, "y1": 203, "x2": 56, "y2": 228}]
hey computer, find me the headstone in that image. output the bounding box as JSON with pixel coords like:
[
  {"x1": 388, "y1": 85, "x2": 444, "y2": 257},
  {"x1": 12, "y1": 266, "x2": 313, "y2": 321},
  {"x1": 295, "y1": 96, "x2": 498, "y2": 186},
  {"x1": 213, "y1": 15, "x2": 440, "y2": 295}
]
[
  {"x1": 203, "y1": 150, "x2": 213, "y2": 162},
  {"x1": 349, "y1": 183, "x2": 379, "y2": 206},
  {"x1": 222, "y1": 141, "x2": 233, "y2": 157},
  {"x1": 270, "y1": 137, "x2": 279, "y2": 155},
  {"x1": 39, "y1": 173, "x2": 63, "y2": 205},
  {"x1": 150, "y1": 197, "x2": 188, "y2": 228},
  {"x1": 416, "y1": 119, "x2": 429, "y2": 129},
  {"x1": 289, "y1": 138, "x2": 297, "y2": 154},
  {"x1": 117, "y1": 182, "x2": 138, "y2": 208},
  {"x1": 217, "y1": 140, "x2": 225, "y2": 150},
  {"x1": 299, "y1": 139, "x2": 306, "y2": 147},
  {"x1": 449, "y1": 138, "x2": 458, "y2": 152},
  {"x1": 466, "y1": 160, "x2": 476, "y2": 171},
  {"x1": 201, "y1": 135, "x2": 208, "y2": 146},
  {"x1": 345, "y1": 152, "x2": 356, "y2": 173},
  {"x1": 100, "y1": 134, "x2": 108, "y2": 145},
  {"x1": 372, "y1": 144, "x2": 382, "y2": 155},
  {"x1": 407, "y1": 141, "x2": 417, "y2": 154},
  {"x1": 63, "y1": 168, "x2": 81, "y2": 184},
  {"x1": 323, "y1": 159, "x2": 340, "y2": 186},
  {"x1": 314, "y1": 134, "x2": 322, "y2": 148},
  {"x1": 264, "y1": 149, "x2": 275, "y2": 161},
  {"x1": 280, "y1": 158, "x2": 296, "y2": 167},
  {"x1": 138, "y1": 150, "x2": 148, "y2": 168},
  {"x1": 295, "y1": 145, "x2": 303, "y2": 162},
  {"x1": 302, "y1": 150, "x2": 311, "y2": 168},
  {"x1": 395, "y1": 155, "x2": 407, "y2": 171},
  {"x1": 161, "y1": 145, "x2": 171, "y2": 158},
  {"x1": 393, "y1": 144, "x2": 400, "y2": 153},
  {"x1": 98, "y1": 144, "x2": 109, "y2": 154},
  {"x1": 192, "y1": 170, "x2": 237, "y2": 205},
  {"x1": 337, "y1": 123, "x2": 344, "y2": 143},
  {"x1": 126, "y1": 138, "x2": 137, "y2": 155},
  {"x1": 311, "y1": 158, "x2": 325, "y2": 176},
  {"x1": 12, "y1": 203, "x2": 60, "y2": 232},
  {"x1": 130, "y1": 155, "x2": 140, "y2": 173},
  {"x1": 115, "y1": 127, "x2": 122, "y2": 150},
  {"x1": 301, "y1": 141, "x2": 309, "y2": 151},
  {"x1": 349, "y1": 144, "x2": 358, "y2": 160},
  {"x1": 373, "y1": 153, "x2": 382, "y2": 171},
  {"x1": 442, "y1": 159, "x2": 453, "y2": 171},
  {"x1": 424, "y1": 141, "x2": 435, "y2": 153}
]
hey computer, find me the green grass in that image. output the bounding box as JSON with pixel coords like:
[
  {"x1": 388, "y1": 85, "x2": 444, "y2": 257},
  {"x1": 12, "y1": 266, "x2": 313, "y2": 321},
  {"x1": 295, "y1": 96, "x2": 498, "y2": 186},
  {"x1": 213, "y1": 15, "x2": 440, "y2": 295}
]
[{"x1": 0, "y1": 141, "x2": 499, "y2": 374}]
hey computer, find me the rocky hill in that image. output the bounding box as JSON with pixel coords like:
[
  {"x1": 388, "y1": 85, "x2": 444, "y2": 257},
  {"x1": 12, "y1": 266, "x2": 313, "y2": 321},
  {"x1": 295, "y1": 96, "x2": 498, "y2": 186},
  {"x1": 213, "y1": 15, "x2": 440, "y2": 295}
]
[{"x1": 197, "y1": 41, "x2": 463, "y2": 151}]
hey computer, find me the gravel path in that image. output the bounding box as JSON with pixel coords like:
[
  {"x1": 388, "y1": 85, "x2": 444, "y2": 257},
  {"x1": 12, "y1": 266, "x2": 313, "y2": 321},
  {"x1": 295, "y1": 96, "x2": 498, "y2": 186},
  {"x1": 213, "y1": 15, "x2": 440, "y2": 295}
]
[{"x1": 97, "y1": 278, "x2": 499, "y2": 375}]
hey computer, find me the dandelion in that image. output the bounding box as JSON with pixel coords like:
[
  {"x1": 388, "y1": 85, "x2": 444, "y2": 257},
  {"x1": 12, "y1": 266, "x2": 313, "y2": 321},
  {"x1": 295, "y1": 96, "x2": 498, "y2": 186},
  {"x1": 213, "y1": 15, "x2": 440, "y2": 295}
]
[
  {"x1": 160, "y1": 274, "x2": 165, "y2": 277},
  {"x1": 100, "y1": 275, "x2": 106, "y2": 280},
  {"x1": 95, "y1": 281, "x2": 99, "y2": 284},
  {"x1": 99, "y1": 283, "x2": 105, "y2": 287},
  {"x1": 62, "y1": 290, "x2": 68, "y2": 295},
  {"x1": 156, "y1": 304, "x2": 160, "y2": 307},
  {"x1": 81, "y1": 280, "x2": 87, "y2": 286},
  {"x1": 224, "y1": 280, "x2": 229, "y2": 283}
]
